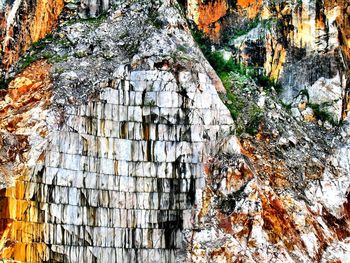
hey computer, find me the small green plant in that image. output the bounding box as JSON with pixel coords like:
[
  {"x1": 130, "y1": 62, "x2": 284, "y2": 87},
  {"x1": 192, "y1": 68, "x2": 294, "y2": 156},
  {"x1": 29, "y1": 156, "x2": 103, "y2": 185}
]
[
  {"x1": 19, "y1": 54, "x2": 38, "y2": 70},
  {"x1": 191, "y1": 27, "x2": 213, "y2": 58},
  {"x1": 32, "y1": 33, "x2": 55, "y2": 50},
  {"x1": 177, "y1": 45, "x2": 187, "y2": 53},
  {"x1": 145, "y1": 100, "x2": 156, "y2": 107},
  {"x1": 218, "y1": 72, "x2": 232, "y2": 90},
  {"x1": 309, "y1": 103, "x2": 336, "y2": 125},
  {"x1": 66, "y1": 13, "x2": 108, "y2": 27},
  {"x1": 48, "y1": 54, "x2": 69, "y2": 64},
  {"x1": 220, "y1": 89, "x2": 244, "y2": 120},
  {"x1": 245, "y1": 105, "x2": 263, "y2": 135},
  {"x1": 54, "y1": 67, "x2": 65, "y2": 74},
  {"x1": 280, "y1": 100, "x2": 292, "y2": 113},
  {"x1": 74, "y1": 51, "x2": 87, "y2": 58},
  {"x1": 148, "y1": 10, "x2": 162, "y2": 29},
  {"x1": 297, "y1": 89, "x2": 309, "y2": 100}
]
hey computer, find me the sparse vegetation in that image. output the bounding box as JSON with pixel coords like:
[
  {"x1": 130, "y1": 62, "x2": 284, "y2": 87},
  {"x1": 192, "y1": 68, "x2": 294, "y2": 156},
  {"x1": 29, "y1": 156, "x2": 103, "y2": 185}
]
[
  {"x1": 281, "y1": 101, "x2": 292, "y2": 113},
  {"x1": 220, "y1": 88, "x2": 244, "y2": 120},
  {"x1": 148, "y1": 10, "x2": 163, "y2": 29},
  {"x1": 17, "y1": 32, "x2": 72, "y2": 71},
  {"x1": 18, "y1": 54, "x2": 38, "y2": 71},
  {"x1": 192, "y1": 28, "x2": 279, "y2": 92},
  {"x1": 245, "y1": 105, "x2": 264, "y2": 134},
  {"x1": 223, "y1": 17, "x2": 260, "y2": 43},
  {"x1": 191, "y1": 26, "x2": 272, "y2": 135},
  {"x1": 309, "y1": 103, "x2": 337, "y2": 125}
]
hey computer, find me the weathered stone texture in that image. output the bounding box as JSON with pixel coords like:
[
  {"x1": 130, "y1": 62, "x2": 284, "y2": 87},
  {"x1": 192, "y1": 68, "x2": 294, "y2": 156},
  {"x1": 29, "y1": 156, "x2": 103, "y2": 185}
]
[
  {"x1": 2, "y1": 0, "x2": 350, "y2": 262},
  {"x1": 0, "y1": 61, "x2": 232, "y2": 261},
  {"x1": 79, "y1": 0, "x2": 116, "y2": 18},
  {"x1": 0, "y1": 1, "x2": 237, "y2": 261},
  {"x1": 187, "y1": 0, "x2": 229, "y2": 41}
]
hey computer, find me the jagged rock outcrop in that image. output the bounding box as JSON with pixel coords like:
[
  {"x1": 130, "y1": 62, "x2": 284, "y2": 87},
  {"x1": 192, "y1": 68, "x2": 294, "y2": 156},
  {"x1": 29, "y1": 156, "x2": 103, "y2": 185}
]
[{"x1": 0, "y1": 1, "x2": 233, "y2": 261}]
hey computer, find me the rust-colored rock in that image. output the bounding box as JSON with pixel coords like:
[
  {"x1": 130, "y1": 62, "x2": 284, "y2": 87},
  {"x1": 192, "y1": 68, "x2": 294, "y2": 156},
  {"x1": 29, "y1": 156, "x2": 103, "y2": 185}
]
[
  {"x1": 0, "y1": 0, "x2": 64, "y2": 75},
  {"x1": 236, "y1": 0, "x2": 263, "y2": 18},
  {"x1": 187, "y1": 0, "x2": 229, "y2": 41},
  {"x1": 0, "y1": 59, "x2": 52, "y2": 261}
]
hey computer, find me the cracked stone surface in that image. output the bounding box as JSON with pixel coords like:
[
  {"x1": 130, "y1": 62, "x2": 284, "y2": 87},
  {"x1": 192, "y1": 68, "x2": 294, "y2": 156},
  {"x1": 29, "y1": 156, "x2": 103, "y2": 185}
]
[{"x1": 0, "y1": 1, "x2": 233, "y2": 262}]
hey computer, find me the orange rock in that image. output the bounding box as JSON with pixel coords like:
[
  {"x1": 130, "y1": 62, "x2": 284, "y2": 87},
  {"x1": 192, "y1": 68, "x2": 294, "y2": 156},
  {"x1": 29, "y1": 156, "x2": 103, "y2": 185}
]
[
  {"x1": 8, "y1": 77, "x2": 34, "y2": 100},
  {"x1": 298, "y1": 102, "x2": 307, "y2": 111},
  {"x1": 187, "y1": 0, "x2": 228, "y2": 41},
  {"x1": 303, "y1": 113, "x2": 316, "y2": 122},
  {"x1": 1, "y1": 0, "x2": 64, "y2": 71},
  {"x1": 260, "y1": 191, "x2": 306, "y2": 252},
  {"x1": 0, "y1": 60, "x2": 52, "y2": 261},
  {"x1": 237, "y1": 0, "x2": 263, "y2": 18}
]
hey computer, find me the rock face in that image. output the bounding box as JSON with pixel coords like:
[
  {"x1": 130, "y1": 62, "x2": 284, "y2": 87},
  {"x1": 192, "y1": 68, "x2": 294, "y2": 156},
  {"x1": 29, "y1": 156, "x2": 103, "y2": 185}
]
[
  {"x1": 0, "y1": 1, "x2": 233, "y2": 261},
  {"x1": 186, "y1": 0, "x2": 263, "y2": 41},
  {"x1": 1, "y1": 0, "x2": 350, "y2": 262},
  {"x1": 186, "y1": 0, "x2": 350, "y2": 123},
  {"x1": 186, "y1": 0, "x2": 229, "y2": 41}
]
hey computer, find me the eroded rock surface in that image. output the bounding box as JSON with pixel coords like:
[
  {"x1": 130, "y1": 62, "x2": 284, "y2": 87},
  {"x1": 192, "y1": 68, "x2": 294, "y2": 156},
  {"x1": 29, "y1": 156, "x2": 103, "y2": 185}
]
[{"x1": 188, "y1": 71, "x2": 350, "y2": 262}]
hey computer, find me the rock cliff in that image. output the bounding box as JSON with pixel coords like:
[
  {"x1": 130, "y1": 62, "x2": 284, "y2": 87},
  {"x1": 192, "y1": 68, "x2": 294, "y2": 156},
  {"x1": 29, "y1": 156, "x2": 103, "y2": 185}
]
[
  {"x1": 186, "y1": 0, "x2": 350, "y2": 124},
  {"x1": 0, "y1": 0, "x2": 350, "y2": 262},
  {"x1": 0, "y1": 0, "x2": 232, "y2": 261}
]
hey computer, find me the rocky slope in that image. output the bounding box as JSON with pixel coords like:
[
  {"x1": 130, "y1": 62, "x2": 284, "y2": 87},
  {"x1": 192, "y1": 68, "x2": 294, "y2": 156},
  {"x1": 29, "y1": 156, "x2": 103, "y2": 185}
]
[
  {"x1": 0, "y1": 0, "x2": 350, "y2": 262},
  {"x1": 189, "y1": 74, "x2": 350, "y2": 262}
]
